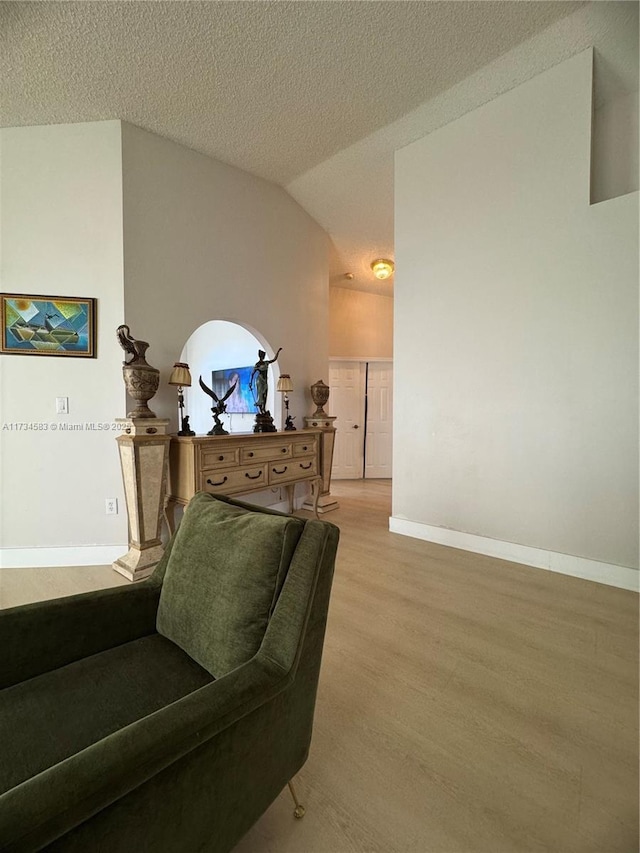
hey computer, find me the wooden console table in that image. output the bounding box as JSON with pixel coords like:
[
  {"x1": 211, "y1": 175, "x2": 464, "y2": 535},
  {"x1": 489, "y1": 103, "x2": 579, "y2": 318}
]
[{"x1": 166, "y1": 430, "x2": 322, "y2": 532}]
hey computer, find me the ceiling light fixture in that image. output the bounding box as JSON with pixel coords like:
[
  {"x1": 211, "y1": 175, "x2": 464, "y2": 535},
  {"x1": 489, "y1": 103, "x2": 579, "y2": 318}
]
[{"x1": 370, "y1": 259, "x2": 394, "y2": 280}]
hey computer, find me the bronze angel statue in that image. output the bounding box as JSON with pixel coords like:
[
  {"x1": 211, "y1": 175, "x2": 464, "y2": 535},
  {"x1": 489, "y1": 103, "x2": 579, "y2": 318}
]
[{"x1": 199, "y1": 375, "x2": 237, "y2": 436}]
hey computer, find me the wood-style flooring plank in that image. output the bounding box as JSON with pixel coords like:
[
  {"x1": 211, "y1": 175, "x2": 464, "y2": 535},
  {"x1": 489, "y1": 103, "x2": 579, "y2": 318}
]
[
  {"x1": 236, "y1": 480, "x2": 638, "y2": 853},
  {"x1": 0, "y1": 562, "x2": 128, "y2": 609}
]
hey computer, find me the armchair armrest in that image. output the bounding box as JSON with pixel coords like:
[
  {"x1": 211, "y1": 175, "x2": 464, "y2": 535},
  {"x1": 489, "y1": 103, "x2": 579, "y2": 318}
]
[
  {"x1": 0, "y1": 581, "x2": 161, "y2": 689},
  {"x1": 0, "y1": 654, "x2": 288, "y2": 853}
]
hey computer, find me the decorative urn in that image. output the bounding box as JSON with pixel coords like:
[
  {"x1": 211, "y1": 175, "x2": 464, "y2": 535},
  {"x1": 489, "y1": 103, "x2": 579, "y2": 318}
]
[
  {"x1": 122, "y1": 361, "x2": 160, "y2": 418},
  {"x1": 310, "y1": 379, "x2": 330, "y2": 417},
  {"x1": 117, "y1": 324, "x2": 160, "y2": 418}
]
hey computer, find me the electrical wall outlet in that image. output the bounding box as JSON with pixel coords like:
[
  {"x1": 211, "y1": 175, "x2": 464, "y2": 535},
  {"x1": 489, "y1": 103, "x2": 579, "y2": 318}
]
[
  {"x1": 55, "y1": 397, "x2": 69, "y2": 414},
  {"x1": 105, "y1": 498, "x2": 118, "y2": 515}
]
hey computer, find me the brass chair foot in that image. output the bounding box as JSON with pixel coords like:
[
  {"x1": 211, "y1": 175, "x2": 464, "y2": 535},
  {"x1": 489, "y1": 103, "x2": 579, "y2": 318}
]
[{"x1": 287, "y1": 780, "x2": 306, "y2": 819}]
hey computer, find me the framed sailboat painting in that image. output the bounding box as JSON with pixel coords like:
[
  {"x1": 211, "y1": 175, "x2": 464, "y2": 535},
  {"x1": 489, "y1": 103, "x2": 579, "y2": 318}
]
[{"x1": 1, "y1": 294, "x2": 97, "y2": 357}]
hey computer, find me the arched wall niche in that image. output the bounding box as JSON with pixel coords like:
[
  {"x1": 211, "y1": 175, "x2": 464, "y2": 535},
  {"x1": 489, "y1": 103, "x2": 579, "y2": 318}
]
[{"x1": 180, "y1": 319, "x2": 281, "y2": 435}]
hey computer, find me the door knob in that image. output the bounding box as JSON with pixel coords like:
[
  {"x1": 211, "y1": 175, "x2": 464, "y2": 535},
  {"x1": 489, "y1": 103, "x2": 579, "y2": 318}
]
[{"x1": 353, "y1": 424, "x2": 359, "y2": 429}]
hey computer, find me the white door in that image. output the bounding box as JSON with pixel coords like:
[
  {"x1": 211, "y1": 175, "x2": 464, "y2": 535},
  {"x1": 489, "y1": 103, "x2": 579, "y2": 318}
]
[
  {"x1": 329, "y1": 361, "x2": 365, "y2": 479},
  {"x1": 329, "y1": 360, "x2": 393, "y2": 480},
  {"x1": 365, "y1": 362, "x2": 393, "y2": 478}
]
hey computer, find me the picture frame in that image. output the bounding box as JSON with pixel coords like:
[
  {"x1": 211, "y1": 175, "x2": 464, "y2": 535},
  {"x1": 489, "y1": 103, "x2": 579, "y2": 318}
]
[
  {"x1": 211, "y1": 366, "x2": 256, "y2": 413},
  {"x1": 1, "y1": 293, "x2": 97, "y2": 357}
]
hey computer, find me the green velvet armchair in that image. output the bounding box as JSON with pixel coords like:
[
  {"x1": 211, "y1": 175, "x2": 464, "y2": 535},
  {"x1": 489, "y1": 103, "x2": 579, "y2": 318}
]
[{"x1": 0, "y1": 494, "x2": 339, "y2": 853}]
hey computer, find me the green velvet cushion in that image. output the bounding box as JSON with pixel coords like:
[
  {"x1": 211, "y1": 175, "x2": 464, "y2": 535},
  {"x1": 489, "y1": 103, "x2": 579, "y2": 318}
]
[
  {"x1": 0, "y1": 633, "x2": 214, "y2": 796},
  {"x1": 156, "y1": 492, "x2": 304, "y2": 678}
]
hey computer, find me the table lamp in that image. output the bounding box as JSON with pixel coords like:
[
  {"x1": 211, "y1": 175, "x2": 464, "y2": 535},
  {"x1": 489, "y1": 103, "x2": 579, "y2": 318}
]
[
  {"x1": 168, "y1": 362, "x2": 195, "y2": 436},
  {"x1": 277, "y1": 374, "x2": 296, "y2": 431}
]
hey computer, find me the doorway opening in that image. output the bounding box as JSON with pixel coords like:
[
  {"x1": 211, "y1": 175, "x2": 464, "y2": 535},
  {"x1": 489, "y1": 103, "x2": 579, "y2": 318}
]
[{"x1": 179, "y1": 320, "x2": 281, "y2": 435}]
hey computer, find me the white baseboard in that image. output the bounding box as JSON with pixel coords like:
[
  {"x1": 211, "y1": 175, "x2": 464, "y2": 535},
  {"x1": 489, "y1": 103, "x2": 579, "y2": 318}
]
[
  {"x1": 0, "y1": 495, "x2": 309, "y2": 570},
  {"x1": 388, "y1": 517, "x2": 639, "y2": 592},
  {"x1": 0, "y1": 545, "x2": 128, "y2": 569}
]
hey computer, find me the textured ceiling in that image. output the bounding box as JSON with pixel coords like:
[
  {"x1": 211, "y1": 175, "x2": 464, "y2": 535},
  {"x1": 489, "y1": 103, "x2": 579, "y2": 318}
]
[
  {"x1": 3, "y1": 1, "x2": 630, "y2": 297},
  {"x1": 1, "y1": 1, "x2": 581, "y2": 185},
  {"x1": 288, "y1": 1, "x2": 639, "y2": 295}
]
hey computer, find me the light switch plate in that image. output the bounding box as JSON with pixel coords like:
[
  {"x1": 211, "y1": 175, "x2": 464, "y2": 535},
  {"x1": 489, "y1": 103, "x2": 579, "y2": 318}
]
[{"x1": 55, "y1": 397, "x2": 69, "y2": 414}]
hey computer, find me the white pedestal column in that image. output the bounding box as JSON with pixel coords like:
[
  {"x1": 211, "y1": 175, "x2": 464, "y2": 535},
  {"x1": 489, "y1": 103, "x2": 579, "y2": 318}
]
[
  {"x1": 113, "y1": 418, "x2": 171, "y2": 582},
  {"x1": 302, "y1": 415, "x2": 339, "y2": 513}
]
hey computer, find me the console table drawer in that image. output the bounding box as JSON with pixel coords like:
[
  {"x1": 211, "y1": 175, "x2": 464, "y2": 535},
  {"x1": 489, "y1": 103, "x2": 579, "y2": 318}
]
[
  {"x1": 241, "y1": 443, "x2": 292, "y2": 464},
  {"x1": 269, "y1": 458, "x2": 318, "y2": 486},
  {"x1": 168, "y1": 430, "x2": 322, "y2": 523},
  {"x1": 200, "y1": 447, "x2": 240, "y2": 469},
  {"x1": 293, "y1": 438, "x2": 317, "y2": 457},
  {"x1": 202, "y1": 465, "x2": 266, "y2": 493}
]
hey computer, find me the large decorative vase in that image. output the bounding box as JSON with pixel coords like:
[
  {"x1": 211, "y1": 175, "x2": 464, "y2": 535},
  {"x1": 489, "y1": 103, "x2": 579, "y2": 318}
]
[
  {"x1": 122, "y1": 361, "x2": 160, "y2": 419},
  {"x1": 310, "y1": 379, "x2": 330, "y2": 417}
]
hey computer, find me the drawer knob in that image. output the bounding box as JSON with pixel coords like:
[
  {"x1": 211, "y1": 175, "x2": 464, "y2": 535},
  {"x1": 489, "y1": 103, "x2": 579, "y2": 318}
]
[
  {"x1": 245, "y1": 470, "x2": 262, "y2": 480},
  {"x1": 281, "y1": 448, "x2": 287, "y2": 453},
  {"x1": 248, "y1": 451, "x2": 254, "y2": 457},
  {"x1": 302, "y1": 446, "x2": 308, "y2": 451},
  {"x1": 218, "y1": 455, "x2": 224, "y2": 461},
  {"x1": 206, "y1": 476, "x2": 227, "y2": 487},
  {"x1": 273, "y1": 466, "x2": 288, "y2": 474}
]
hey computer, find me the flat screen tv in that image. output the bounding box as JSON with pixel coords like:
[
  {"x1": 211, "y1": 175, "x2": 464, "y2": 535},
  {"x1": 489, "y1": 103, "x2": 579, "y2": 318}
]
[{"x1": 210, "y1": 366, "x2": 256, "y2": 414}]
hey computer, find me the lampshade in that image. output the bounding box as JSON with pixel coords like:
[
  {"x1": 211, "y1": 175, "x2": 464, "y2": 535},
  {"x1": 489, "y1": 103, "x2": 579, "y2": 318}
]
[
  {"x1": 370, "y1": 258, "x2": 394, "y2": 280},
  {"x1": 277, "y1": 374, "x2": 294, "y2": 393},
  {"x1": 168, "y1": 362, "x2": 192, "y2": 387}
]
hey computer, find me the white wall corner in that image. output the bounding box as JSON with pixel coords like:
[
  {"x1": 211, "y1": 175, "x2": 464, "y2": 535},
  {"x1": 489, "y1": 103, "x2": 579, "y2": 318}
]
[{"x1": 388, "y1": 517, "x2": 640, "y2": 593}]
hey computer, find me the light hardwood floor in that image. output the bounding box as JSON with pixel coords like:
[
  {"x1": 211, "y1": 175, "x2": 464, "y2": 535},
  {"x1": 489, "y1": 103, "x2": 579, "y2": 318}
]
[
  {"x1": 1, "y1": 480, "x2": 638, "y2": 852},
  {"x1": 0, "y1": 562, "x2": 129, "y2": 609}
]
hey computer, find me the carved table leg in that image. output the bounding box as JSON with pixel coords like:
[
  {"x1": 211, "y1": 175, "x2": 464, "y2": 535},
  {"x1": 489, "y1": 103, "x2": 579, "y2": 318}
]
[
  {"x1": 311, "y1": 477, "x2": 321, "y2": 520},
  {"x1": 286, "y1": 483, "x2": 295, "y2": 514}
]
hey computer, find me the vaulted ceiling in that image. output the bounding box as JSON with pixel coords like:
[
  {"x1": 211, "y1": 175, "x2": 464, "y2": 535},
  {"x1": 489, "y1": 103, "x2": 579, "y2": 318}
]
[{"x1": 4, "y1": 1, "x2": 634, "y2": 296}]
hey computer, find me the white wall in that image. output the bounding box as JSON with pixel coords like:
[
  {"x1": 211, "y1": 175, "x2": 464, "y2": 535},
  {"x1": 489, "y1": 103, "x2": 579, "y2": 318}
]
[
  {"x1": 121, "y1": 123, "x2": 329, "y2": 509},
  {"x1": 0, "y1": 119, "x2": 329, "y2": 563},
  {"x1": 0, "y1": 121, "x2": 127, "y2": 560},
  {"x1": 329, "y1": 286, "x2": 393, "y2": 359},
  {"x1": 393, "y1": 51, "x2": 639, "y2": 577},
  {"x1": 592, "y1": 89, "x2": 639, "y2": 203},
  {"x1": 121, "y1": 123, "x2": 329, "y2": 434}
]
